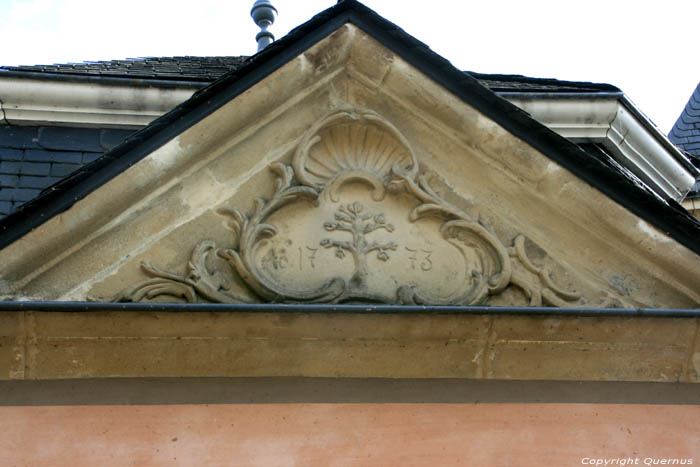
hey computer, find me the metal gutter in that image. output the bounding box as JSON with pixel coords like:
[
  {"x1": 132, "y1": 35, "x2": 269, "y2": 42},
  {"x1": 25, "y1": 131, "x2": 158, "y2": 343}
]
[
  {"x1": 619, "y1": 94, "x2": 699, "y2": 174},
  {"x1": 0, "y1": 302, "x2": 699, "y2": 318},
  {"x1": 501, "y1": 92, "x2": 699, "y2": 201}
]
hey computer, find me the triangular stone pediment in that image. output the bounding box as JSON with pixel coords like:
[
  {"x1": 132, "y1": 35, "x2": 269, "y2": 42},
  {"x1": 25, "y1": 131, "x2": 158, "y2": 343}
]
[{"x1": 1, "y1": 24, "x2": 699, "y2": 308}]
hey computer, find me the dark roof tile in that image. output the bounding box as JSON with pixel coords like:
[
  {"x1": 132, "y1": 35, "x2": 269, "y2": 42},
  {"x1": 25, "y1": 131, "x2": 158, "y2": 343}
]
[
  {"x1": 684, "y1": 142, "x2": 700, "y2": 152},
  {"x1": 23, "y1": 149, "x2": 83, "y2": 164},
  {"x1": 0, "y1": 126, "x2": 40, "y2": 149},
  {"x1": 0, "y1": 148, "x2": 23, "y2": 161},
  {"x1": 17, "y1": 162, "x2": 50, "y2": 176},
  {"x1": 673, "y1": 118, "x2": 693, "y2": 131},
  {"x1": 685, "y1": 104, "x2": 700, "y2": 117},
  {"x1": 38, "y1": 127, "x2": 104, "y2": 152},
  {"x1": 0, "y1": 201, "x2": 11, "y2": 217},
  {"x1": 81, "y1": 153, "x2": 103, "y2": 164},
  {"x1": 0, "y1": 175, "x2": 19, "y2": 188},
  {"x1": 0, "y1": 161, "x2": 22, "y2": 174},
  {"x1": 18, "y1": 175, "x2": 60, "y2": 189},
  {"x1": 50, "y1": 163, "x2": 82, "y2": 177},
  {"x1": 680, "y1": 113, "x2": 700, "y2": 126},
  {"x1": 100, "y1": 129, "x2": 135, "y2": 151},
  {"x1": 10, "y1": 187, "x2": 41, "y2": 202},
  {"x1": 670, "y1": 82, "x2": 700, "y2": 158}
]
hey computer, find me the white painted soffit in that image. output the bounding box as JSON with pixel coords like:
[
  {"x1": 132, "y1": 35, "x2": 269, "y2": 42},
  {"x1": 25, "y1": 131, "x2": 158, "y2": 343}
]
[
  {"x1": 503, "y1": 93, "x2": 699, "y2": 203},
  {"x1": 0, "y1": 75, "x2": 198, "y2": 129}
]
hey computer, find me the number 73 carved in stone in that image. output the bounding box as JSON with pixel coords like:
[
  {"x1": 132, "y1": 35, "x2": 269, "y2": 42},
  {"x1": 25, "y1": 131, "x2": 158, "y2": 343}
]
[{"x1": 320, "y1": 201, "x2": 397, "y2": 287}]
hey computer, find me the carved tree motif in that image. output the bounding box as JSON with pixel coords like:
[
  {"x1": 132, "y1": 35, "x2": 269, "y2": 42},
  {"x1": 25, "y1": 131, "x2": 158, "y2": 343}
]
[
  {"x1": 111, "y1": 107, "x2": 633, "y2": 308},
  {"x1": 320, "y1": 202, "x2": 397, "y2": 287}
]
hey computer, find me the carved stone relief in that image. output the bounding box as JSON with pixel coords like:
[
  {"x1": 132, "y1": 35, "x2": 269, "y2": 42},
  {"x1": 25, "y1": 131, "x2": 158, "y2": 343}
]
[{"x1": 110, "y1": 107, "x2": 632, "y2": 307}]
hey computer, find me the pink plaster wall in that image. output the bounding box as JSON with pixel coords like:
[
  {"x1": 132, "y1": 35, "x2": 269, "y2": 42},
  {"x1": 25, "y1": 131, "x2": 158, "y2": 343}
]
[{"x1": 1, "y1": 403, "x2": 697, "y2": 466}]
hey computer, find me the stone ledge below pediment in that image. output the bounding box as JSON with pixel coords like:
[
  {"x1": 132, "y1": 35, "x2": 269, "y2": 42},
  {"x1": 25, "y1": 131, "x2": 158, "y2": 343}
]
[{"x1": 0, "y1": 308, "x2": 698, "y2": 383}]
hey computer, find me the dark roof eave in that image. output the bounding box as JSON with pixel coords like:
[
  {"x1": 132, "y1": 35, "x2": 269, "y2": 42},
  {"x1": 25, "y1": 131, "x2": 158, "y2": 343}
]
[
  {"x1": 468, "y1": 71, "x2": 621, "y2": 94},
  {"x1": 0, "y1": 69, "x2": 208, "y2": 89},
  {"x1": 1, "y1": 0, "x2": 699, "y2": 258},
  {"x1": 495, "y1": 91, "x2": 624, "y2": 99}
]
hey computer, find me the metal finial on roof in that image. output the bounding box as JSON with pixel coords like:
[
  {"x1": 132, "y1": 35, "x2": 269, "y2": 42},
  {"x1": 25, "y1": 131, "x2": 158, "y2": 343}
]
[{"x1": 251, "y1": 0, "x2": 277, "y2": 52}]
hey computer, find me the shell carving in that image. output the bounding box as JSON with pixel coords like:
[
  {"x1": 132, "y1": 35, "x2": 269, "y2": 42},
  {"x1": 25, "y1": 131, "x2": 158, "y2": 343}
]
[
  {"x1": 110, "y1": 106, "x2": 632, "y2": 308},
  {"x1": 293, "y1": 108, "x2": 419, "y2": 201}
]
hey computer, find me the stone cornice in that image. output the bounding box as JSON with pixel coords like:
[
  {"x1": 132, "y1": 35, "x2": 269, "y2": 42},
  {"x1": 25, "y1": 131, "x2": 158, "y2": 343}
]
[{"x1": 0, "y1": 308, "x2": 697, "y2": 382}]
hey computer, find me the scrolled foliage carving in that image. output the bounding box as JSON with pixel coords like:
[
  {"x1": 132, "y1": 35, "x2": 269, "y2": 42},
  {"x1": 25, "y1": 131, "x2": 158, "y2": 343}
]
[{"x1": 112, "y1": 107, "x2": 629, "y2": 307}]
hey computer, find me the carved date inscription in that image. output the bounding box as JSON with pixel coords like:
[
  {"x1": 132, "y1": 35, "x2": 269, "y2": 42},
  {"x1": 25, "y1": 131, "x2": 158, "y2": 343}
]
[
  {"x1": 268, "y1": 243, "x2": 435, "y2": 273},
  {"x1": 405, "y1": 247, "x2": 433, "y2": 271},
  {"x1": 262, "y1": 247, "x2": 289, "y2": 270},
  {"x1": 298, "y1": 246, "x2": 318, "y2": 270}
]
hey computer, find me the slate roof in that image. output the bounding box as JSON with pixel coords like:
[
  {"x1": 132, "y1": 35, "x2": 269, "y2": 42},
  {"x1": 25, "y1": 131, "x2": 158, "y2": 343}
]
[
  {"x1": 0, "y1": 0, "x2": 698, "y2": 256},
  {"x1": 669, "y1": 82, "x2": 700, "y2": 155},
  {"x1": 0, "y1": 127, "x2": 134, "y2": 217},
  {"x1": 468, "y1": 72, "x2": 619, "y2": 94},
  {"x1": 1, "y1": 58, "x2": 618, "y2": 94},
  {"x1": 668, "y1": 82, "x2": 700, "y2": 199},
  {"x1": 1, "y1": 56, "x2": 248, "y2": 82}
]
